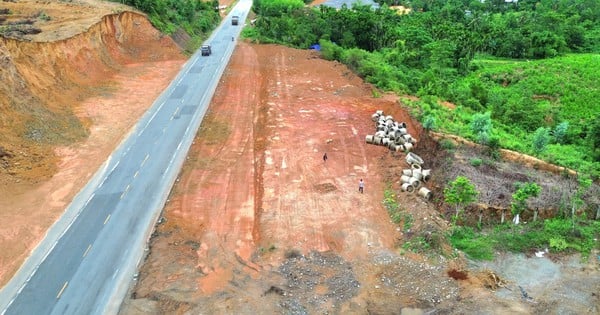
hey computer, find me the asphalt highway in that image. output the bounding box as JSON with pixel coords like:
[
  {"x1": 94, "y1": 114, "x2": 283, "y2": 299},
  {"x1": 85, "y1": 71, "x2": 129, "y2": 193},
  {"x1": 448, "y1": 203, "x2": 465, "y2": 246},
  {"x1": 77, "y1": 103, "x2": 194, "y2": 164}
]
[{"x1": 0, "y1": 1, "x2": 252, "y2": 314}]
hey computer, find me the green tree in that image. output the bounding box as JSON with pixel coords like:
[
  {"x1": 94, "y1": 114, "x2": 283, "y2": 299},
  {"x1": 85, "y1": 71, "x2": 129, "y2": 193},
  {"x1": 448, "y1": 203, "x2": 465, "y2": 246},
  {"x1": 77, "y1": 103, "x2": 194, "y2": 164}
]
[
  {"x1": 587, "y1": 116, "x2": 600, "y2": 161},
  {"x1": 444, "y1": 176, "x2": 479, "y2": 224},
  {"x1": 470, "y1": 112, "x2": 492, "y2": 145},
  {"x1": 532, "y1": 127, "x2": 550, "y2": 154},
  {"x1": 510, "y1": 182, "x2": 541, "y2": 225},
  {"x1": 423, "y1": 115, "x2": 436, "y2": 131},
  {"x1": 552, "y1": 121, "x2": 569, "y2": 144}
]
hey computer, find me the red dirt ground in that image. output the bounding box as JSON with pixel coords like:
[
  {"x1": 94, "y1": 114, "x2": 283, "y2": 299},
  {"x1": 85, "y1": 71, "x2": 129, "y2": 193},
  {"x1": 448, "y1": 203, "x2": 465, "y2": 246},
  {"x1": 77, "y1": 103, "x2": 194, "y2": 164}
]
[{"x1": 120, "y1": 42, "x2": 454, "y2": 314}]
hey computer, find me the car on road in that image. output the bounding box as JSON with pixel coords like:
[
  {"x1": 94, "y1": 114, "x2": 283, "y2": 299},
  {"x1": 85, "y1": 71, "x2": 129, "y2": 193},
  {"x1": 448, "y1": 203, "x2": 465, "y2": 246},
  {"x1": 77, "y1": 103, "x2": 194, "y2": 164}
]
[
  {"x1": 232, "y1": 16, "x2": 239, "y2": 25},
  {"x1": 201, "y1": 44, "x2": 211, "y2": 56}
]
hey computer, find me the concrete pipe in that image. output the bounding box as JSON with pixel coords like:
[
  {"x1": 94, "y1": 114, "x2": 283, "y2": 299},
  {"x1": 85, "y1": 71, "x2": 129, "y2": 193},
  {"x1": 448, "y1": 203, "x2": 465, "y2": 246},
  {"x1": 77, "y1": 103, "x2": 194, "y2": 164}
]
[
  {"x1": 412, "y1": 168, "x2": 423, "y2": 180},
  {"x1": 377, "y1": 124, "x2": 386, "y2": 132},
  {"x1": 403, "y1": 134, "x2": 413, "y2": 142},
  {"x1": 371, "y1": 113, "x2": 379, "y2": 122},
  {"x1": 375, "y1": 131, "x2": 386, "y2": 138},
  {"x1": 402, "y1": 169, "x2": 412, "y2": 176},
  {"x1": 406, "y1": 152, "x2": 424, "y2": 165},
  {"x1": 411, "y1": 163, "x2": 421, "y2": 170},
  {"x1": 400, "y1": 175, "x2": 411, "y2": 184},
  {"x1": 394, "y1": 144, "x2": 405, "y2": 152},
  {"x1": 365, "y1": 135, "x2": 374, "y2": 144},
  {"x1": 418, "y1": 187, "x2": 432, "y2": 200},
  {"x1": 397, "y1": 128, "x2": 407, "y2": 135},
  {"x1": 399, "y1": 122, "x2": 407, "y2": 128},
  {"x1": 421, "y1": 169, "x2": 431, "y2": 182},
  {"x1": 385, "y1": 115, "x2": 393, "y2": 121},
  {"x1": 401, "y1": 183, "x2": 414, "y2": 193},
  {"x1": 382, "y1": 137, "x2": 391, "y2": 146},
  {"x1": 376, "y1": 110, "x2": 384, "y2": 116},
  {"x1": 404, "y1": 142, "x2": 413, "y2": 151},
  {"x1": 373, "y1": 136, "x2": 383, "y2": 145},
  {"x1": 408, "y1": 177, "x2": 421, "y2": 188},
  {"x1": 387, "y1": 132, "x2": 396, "y2": 140}
]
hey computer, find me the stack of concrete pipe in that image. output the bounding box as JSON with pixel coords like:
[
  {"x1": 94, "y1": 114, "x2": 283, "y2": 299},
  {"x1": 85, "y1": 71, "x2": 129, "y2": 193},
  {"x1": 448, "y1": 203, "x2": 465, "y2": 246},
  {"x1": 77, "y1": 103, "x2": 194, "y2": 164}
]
[
  {"x1": 365, "y1": 110, "x2": 417, "y2": 152},
  {"x1": 400, "y1": 152, "x2": 433, "y2": 200}
]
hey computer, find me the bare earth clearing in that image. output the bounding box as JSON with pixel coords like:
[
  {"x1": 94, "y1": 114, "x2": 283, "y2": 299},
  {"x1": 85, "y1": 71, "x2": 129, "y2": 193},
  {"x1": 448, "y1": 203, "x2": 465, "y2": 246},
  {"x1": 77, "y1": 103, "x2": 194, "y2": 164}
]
[{"x1": 0, "y1": 1, "x2": 598, "y2": 314}]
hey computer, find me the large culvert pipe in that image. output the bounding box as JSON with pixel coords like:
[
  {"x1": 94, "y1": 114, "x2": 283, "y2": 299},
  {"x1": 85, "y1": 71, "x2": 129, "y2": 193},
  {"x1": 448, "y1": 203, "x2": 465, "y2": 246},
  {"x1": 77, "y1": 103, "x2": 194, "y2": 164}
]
[
  {"x1": 400, "y1": 175, "x2": 411, "y2": 184},
  {"x1": 376, "y1": 110, "x2": 384, "y2": 116},
  {"x1": 421, "y1": 169, "x2": 431, "y2": 182},
  {"x1": 412, "y1": 168, "x2": 423, "y2": 180},
  {"x1": 365, "y1": 135, "x2": 374, "y2": 144},
  {"x1": 373, "y1": 136, "x2": 383, "y2": 145},
  {"x1": 406, "y1": 152, "x2": 424, "y2": 165},
  {"x1": 418, "y1": 187, "x2": 432, "y2": 200},
  {"x1": 371, "y1": 113, "x2": 380, "y2": 122},
  {"x1": 401, "y1": 183, "x2": 414, "y2": 193},
  {"x1": 409, "y1": 177, "x2": 421, "y2": 188},
  {"x1": 402, "y1": 169, "x2": 412, "y2": 176},
  {"x1": 394, "y1": 144, "x2": 405, "y2": 152},
  {"x1": 404, "y1": 142, "x2": 413, "y2": 151}
]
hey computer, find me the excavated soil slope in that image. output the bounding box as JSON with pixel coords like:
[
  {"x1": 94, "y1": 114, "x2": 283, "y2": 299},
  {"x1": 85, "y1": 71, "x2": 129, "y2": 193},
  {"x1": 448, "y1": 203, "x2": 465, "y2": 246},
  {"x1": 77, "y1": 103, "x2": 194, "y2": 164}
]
[
  {"x1": 119, "y1": 43, "x2": 600, "y2": 314},
  {"x1": 0, "y1": 2, "x2": 185, "y2": 286}
]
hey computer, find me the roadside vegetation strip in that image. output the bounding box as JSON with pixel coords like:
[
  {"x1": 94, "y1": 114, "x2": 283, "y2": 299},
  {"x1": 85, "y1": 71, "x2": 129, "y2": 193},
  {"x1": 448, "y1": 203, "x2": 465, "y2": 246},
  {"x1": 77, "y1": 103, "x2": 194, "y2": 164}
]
[{"x1": 110, "y1": 0, "x2": 221, "y2": 54}]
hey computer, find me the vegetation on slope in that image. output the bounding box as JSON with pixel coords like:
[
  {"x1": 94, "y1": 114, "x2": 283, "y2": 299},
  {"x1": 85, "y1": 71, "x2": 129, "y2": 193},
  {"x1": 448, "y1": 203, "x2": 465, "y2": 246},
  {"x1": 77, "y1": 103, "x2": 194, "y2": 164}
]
[{"x1": 111, "y1": 0, "x2": 221, "y2": 52}]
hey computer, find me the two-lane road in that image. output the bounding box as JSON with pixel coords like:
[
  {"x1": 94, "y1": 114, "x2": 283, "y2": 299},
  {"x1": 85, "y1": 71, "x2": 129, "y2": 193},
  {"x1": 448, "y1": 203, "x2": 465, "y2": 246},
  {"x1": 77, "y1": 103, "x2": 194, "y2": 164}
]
[{"x1": 0, "y1": 1, "x2": 253, "y2": 314}]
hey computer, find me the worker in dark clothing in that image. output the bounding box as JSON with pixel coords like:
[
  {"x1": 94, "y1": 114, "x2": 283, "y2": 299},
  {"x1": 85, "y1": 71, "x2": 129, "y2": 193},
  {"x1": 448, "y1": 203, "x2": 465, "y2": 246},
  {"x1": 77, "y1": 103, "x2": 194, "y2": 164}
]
[{"x1": 323, "y1": 153, "x2": 328, "y2": 162}]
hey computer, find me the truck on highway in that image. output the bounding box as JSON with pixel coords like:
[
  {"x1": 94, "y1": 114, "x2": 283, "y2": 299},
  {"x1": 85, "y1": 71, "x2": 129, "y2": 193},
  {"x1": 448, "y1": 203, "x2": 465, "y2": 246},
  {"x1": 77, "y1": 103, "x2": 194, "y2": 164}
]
[
  {"x1": 232, "y1": 15, "x2": 239, "y2": 25},
  {"x1": 201, "y1": 44, "x2": 211, "y2": 56}
]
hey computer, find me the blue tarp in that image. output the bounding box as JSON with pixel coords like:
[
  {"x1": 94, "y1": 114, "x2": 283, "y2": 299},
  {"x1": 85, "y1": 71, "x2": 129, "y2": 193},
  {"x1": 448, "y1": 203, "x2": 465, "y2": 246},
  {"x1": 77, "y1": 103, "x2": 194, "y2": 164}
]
[{"x1": 309, "y1": 44, "x2": 321, "y2": 51}]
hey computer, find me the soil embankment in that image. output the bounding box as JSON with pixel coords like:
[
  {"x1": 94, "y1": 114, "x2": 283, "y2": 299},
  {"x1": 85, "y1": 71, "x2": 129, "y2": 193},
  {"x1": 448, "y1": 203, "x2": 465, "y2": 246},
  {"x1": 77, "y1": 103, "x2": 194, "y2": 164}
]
[{"x1": 0, "y1": 5, "x2": 185, "y2": 286}]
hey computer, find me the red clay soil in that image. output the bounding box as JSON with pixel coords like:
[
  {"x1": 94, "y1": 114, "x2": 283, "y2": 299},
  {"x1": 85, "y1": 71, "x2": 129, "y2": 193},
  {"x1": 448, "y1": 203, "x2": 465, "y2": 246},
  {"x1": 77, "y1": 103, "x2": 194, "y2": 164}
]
[
  {"x1": 0, "y1": 2, "x2": 186, "y2": 287},
  {"x1": 120, "y1": 43, "x2": 456, "y2": 314}
]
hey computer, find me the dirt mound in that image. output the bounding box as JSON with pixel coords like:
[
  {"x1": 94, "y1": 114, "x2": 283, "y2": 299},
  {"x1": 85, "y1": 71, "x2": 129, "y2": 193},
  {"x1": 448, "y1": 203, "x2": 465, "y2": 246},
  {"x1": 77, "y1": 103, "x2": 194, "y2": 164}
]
[{"x1": 0, "y1": 5, "x2": 185, "y2": 286}]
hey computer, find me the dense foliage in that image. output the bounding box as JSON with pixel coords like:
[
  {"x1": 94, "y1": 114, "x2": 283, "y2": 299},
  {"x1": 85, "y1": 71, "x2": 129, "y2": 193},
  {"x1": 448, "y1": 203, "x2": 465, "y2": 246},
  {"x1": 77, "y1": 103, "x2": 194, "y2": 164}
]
[
  {"x1": 112, "y1": 0, "x2": 221, "y2": 52},
  {"x1": 245, "y1": 0, "x2": 600, "y2": 178}
]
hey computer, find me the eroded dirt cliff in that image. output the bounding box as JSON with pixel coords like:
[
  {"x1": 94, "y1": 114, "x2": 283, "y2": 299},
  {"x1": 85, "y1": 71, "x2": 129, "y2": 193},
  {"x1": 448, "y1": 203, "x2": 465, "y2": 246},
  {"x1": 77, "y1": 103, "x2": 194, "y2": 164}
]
[{"x1": 0, "y1": 1, "x2": 185, "y2": 286}]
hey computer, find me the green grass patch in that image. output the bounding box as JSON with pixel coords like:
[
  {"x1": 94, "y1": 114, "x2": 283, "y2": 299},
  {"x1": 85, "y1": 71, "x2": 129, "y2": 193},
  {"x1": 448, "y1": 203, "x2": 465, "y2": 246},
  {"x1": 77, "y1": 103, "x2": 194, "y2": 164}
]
[{"x1": 450, "y1": 218, "x2": 600, "y2": 260}]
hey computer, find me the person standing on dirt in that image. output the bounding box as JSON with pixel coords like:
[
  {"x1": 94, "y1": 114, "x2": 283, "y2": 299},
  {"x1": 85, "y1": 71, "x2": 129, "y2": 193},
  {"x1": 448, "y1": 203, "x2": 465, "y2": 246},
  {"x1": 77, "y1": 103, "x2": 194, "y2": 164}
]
[
  {"x1": 359, "y1": 179, "x2": 364, "y2": 193},
  {"x1": 323, "y1": 153, "x2": 328, "y2": 162}
]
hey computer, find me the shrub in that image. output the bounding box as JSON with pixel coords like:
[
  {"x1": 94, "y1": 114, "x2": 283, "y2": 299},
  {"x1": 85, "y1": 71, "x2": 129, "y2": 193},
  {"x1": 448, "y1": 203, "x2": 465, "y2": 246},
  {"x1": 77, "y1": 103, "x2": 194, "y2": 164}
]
[
  {"x1": 470, "y1": 158, "x2": 483, "y2": 167},
  {"x1": 440, "y1": 138, "x2": 456, "y2": 151}
]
